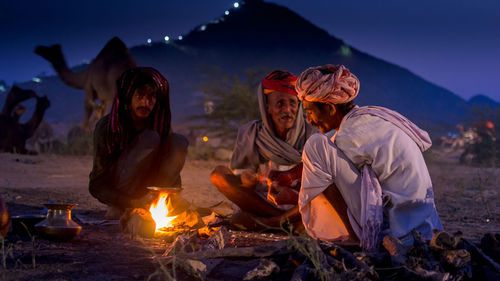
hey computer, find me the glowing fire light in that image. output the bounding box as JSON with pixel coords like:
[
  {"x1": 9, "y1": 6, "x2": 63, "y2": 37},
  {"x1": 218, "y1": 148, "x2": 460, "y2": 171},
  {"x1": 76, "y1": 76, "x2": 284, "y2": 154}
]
[
  {"x1": 202, "y1": 136, "x2": 208, "y2": 142},
  {"x1": 149, "y1": 193, "x2": 177, "y2": 230}
]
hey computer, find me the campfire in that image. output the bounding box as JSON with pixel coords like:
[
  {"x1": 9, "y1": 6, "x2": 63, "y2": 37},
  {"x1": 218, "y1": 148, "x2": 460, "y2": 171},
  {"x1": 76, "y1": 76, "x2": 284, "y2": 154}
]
[
  {"x1": 121, "y1": 187, "x2": 205, "y2": 239},
  {"x1": 149, "y1": 192, "x2": 179, "y2": 232}
]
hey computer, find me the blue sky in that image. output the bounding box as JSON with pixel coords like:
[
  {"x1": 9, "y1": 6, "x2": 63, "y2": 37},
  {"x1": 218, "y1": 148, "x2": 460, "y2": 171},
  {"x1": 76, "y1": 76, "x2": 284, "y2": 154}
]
[{"x1": 1, "y1": 0, "x2": 499, "y2": 101}]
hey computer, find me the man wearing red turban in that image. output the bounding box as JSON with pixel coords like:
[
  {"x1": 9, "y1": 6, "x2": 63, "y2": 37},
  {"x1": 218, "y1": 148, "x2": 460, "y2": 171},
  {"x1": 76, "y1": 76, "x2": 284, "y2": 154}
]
[{"x1": 210, "y1": 70, "x2": 317, "y2": 230}]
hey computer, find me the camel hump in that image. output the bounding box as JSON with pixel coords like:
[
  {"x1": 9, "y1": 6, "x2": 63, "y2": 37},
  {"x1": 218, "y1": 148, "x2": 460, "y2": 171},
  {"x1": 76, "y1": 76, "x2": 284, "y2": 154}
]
[
  {"x1": 96, "y1": 37, "x2": 129, "y2": 59},
  {"x1": 34, "y1": 44, "x2": 63, "y2": 63}
]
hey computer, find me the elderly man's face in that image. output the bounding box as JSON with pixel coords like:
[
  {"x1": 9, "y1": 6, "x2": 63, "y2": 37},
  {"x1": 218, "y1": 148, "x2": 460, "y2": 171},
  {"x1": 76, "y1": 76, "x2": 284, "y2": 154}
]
[
  {"x1": 267, "y1": 92, "x2": 299, "y2": 134},
  {"x1": 303, "y1": 100, "x2": 339, "y2": 133},
  {"x1": 130, "y1": 86, "x2": 157, "y2": 121}
]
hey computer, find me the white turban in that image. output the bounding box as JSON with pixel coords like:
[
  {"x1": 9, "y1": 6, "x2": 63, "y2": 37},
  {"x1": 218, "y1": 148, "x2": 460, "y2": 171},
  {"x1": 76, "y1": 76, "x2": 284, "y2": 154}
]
[{"x1": 295, "y1": 64, "x2": 360, "y2": 105}]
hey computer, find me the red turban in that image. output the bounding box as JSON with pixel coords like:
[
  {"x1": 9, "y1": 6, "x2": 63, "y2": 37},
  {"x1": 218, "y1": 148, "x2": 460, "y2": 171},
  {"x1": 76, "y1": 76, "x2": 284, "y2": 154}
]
[{"x1": 262, "y1": 70, "x2": 298, "y2": 96}]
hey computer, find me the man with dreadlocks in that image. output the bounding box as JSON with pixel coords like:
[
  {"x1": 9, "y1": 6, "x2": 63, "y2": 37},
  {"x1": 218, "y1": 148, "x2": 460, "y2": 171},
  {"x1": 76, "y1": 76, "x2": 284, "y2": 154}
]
[
  {"x1": 296, "y1": 64, "x2": 442, "y2": 251},
  {"x1": 210, "y1": 70, "x2": 317, "y2": 230},
  {"x1": 89, "y1": 67, "x2": 188, "y2": 219}
]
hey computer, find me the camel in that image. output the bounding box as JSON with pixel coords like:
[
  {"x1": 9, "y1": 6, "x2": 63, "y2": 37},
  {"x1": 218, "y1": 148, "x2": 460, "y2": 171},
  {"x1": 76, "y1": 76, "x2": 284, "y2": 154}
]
[
  {"x1": 28, "y1": 120, "x2": 54, "y2": 153},
  {"x1": 35, "y1": 37, "x2": 137, "y2": 130},
  {"x1": 0, "y1": 86, "x2": 51, "y2": 154}
]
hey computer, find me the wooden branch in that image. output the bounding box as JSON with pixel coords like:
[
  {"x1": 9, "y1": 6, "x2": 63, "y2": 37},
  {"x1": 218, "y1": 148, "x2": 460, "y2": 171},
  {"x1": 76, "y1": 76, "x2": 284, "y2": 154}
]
[{"x1": 462, "y1": 238, "x2": 500, "y2": 273}]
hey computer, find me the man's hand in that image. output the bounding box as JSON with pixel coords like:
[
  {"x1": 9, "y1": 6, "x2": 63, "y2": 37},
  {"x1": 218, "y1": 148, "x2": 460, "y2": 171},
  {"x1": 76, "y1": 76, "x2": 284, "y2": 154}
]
[
  {"x1": 130, "y1": 192, "x2": 158, "y2": 209},
  {"x1": 240, "y1": 170, "x2": 259, "y2": 188},
  {"x1": 267, "y1": 182, "x2": 299, "y2": 206}
]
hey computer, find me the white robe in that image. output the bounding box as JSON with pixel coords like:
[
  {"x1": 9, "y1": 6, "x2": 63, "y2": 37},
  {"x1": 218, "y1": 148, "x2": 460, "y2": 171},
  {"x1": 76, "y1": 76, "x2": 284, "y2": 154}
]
[{"x1": 299, "y1": 108, "x2": 442, "y2": 245}]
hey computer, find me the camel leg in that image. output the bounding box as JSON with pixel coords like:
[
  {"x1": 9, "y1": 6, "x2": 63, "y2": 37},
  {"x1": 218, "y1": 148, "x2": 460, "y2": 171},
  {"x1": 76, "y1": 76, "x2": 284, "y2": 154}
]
[{"x1": 82, "y1": 89, "x2": 95, "y2": 131}]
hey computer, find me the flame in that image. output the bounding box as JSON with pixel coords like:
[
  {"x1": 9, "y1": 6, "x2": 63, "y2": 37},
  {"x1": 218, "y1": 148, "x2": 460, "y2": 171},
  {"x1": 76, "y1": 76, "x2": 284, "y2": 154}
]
[{"x1": 149, "y1": 193, "x2": 177, "y2": 230}]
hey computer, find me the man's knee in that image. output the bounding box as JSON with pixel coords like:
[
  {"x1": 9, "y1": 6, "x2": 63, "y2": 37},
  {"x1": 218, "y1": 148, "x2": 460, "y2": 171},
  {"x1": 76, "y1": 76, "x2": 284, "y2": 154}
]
[
  {"x1": 169, "y1": 133, "x2": 188, "y2": 148},
  {"x1": 210, "y1": 165, "x2": 235, "y2": 190}
]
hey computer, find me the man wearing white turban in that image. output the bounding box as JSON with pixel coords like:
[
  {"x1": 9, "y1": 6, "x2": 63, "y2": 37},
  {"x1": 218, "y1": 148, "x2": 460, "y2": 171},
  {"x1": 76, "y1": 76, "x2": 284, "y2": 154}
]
[{"x1": 296, "y1": 64, "x2": 442, "y2": 251}]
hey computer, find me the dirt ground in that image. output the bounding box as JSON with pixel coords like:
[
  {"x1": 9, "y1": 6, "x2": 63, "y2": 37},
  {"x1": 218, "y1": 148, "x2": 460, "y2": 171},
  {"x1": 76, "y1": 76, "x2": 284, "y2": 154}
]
[{"x1": 0, "y1": 148, "x2": 499, "y2": 280}]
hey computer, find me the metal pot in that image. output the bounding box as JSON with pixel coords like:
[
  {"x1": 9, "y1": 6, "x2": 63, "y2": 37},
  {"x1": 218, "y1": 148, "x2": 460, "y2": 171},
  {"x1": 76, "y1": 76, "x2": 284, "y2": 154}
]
[
  {"x1": 35, "y1": 203, "x2": 82, "y2": 242},
  {"x1": 147, "y1": 186, "x2": 189, "y2": 216}
]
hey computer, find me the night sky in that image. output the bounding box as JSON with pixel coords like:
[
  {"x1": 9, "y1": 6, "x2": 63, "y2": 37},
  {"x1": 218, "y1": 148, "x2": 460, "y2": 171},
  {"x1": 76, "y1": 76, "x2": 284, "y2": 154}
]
[{"x1": 1, "y1": 0, "x2": 499, "y2": 101}]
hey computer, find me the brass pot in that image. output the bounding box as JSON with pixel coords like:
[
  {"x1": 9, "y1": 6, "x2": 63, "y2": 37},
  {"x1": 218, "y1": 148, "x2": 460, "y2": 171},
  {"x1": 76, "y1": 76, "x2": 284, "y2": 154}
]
[{"x1": 35, "y1": 203, "x2": 82, "y2": 242}]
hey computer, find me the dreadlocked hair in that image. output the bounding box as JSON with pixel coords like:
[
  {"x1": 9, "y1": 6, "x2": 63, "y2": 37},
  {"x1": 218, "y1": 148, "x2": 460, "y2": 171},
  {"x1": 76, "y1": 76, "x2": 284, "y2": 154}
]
[{"x1": 105, "y1": 67, "x2": 171, "y2": 154}]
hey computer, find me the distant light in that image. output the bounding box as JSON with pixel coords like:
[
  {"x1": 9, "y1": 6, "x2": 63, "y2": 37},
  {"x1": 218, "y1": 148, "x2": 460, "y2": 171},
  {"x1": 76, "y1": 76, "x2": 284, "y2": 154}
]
[
  {"x1": 0, "y1": 85, "x2": 5, "y2": 92},
  {"x1": 340, "y1": 45, "x2": 352, "y2": 57},
  {"x1": 200, "y1": 25, "x2": 207, "y2": 31},
  {"x1": 178, "y1": 35, "x2": 183, "y2": 40},
  {"x1": 164, "y1": 36, "x2": 170, "y2": 42},
  {"x1": 202, "y1": 136, "x2": 208, "y2": 142},
  {"x1": 147, "y1": 38, "x2": 152, "y2": 44},
  {"x1": 225, "y1": 10, "x2": 230, "y2": 15},
  {"x1": 32, "y1": 77, "x2": 41, "y2": 83},
  {"x1": 233, "y1": 2, "x2": 239, "y2": 8}
]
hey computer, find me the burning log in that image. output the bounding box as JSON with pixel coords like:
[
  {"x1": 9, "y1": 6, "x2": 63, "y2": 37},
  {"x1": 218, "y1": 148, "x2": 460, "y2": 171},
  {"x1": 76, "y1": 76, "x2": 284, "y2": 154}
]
[
  {"x1": 120, "y1": 208, "x2": 156, "y2": 238},
  {"x1": 201, "y1": 226, "x2": 231, "y2": 250}
]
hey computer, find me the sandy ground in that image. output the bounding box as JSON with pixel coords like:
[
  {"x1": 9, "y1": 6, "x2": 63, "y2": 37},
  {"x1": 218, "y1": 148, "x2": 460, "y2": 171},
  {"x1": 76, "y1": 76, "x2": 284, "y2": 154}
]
[
  {"x1": 0, "y1": 148, "x2": 499, "y2": 280},
  {"x1": 1, "y1": 149, "x2": 498, "y2": 238}
]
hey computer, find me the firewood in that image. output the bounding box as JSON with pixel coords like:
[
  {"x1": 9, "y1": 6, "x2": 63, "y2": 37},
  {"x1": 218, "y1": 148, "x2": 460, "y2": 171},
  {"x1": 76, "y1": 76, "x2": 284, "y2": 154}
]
[
  {"x1": 167, "y1": 239, "x2": 295, "y2": 261},
  {"x1": 462, "y1": 238, "x2": 500, "y2": 272},
  {"x1": 382, "y1": 234, "x2": 407, "y2": 266},
  {"x1": 120, "y1": 208, "x2": 156, "y2": 238},
  {"x1": 290, "y1": 264, "x2": 314, "y2": 281},
  {"x1": 163, "y1": 232, "x2": 200, "y2": 256},
  {"x1": 201, "y1": 226, "x2": 231, "y2": 251},
  {"x1": 242, "y1": 258, "x2": 279, "y2": 280},
  {"x1": 442, "y1": 249, "x2": 471, "y2": 268},
  {"x1": 329, "y1": 248, "x2": 379, "y2": 279},
  {"x1": 354, "y1": 251, "x2": 391, "y2": 268},
  {"x1": 429, "y1": 231, "x2": 460, "y2": 251},
  {"x1": 411, "y1": 230, "x2": 437, "y2": 263},
  {"x1": 399, "y1": 265, "x2": 450, "y2": 281}
]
